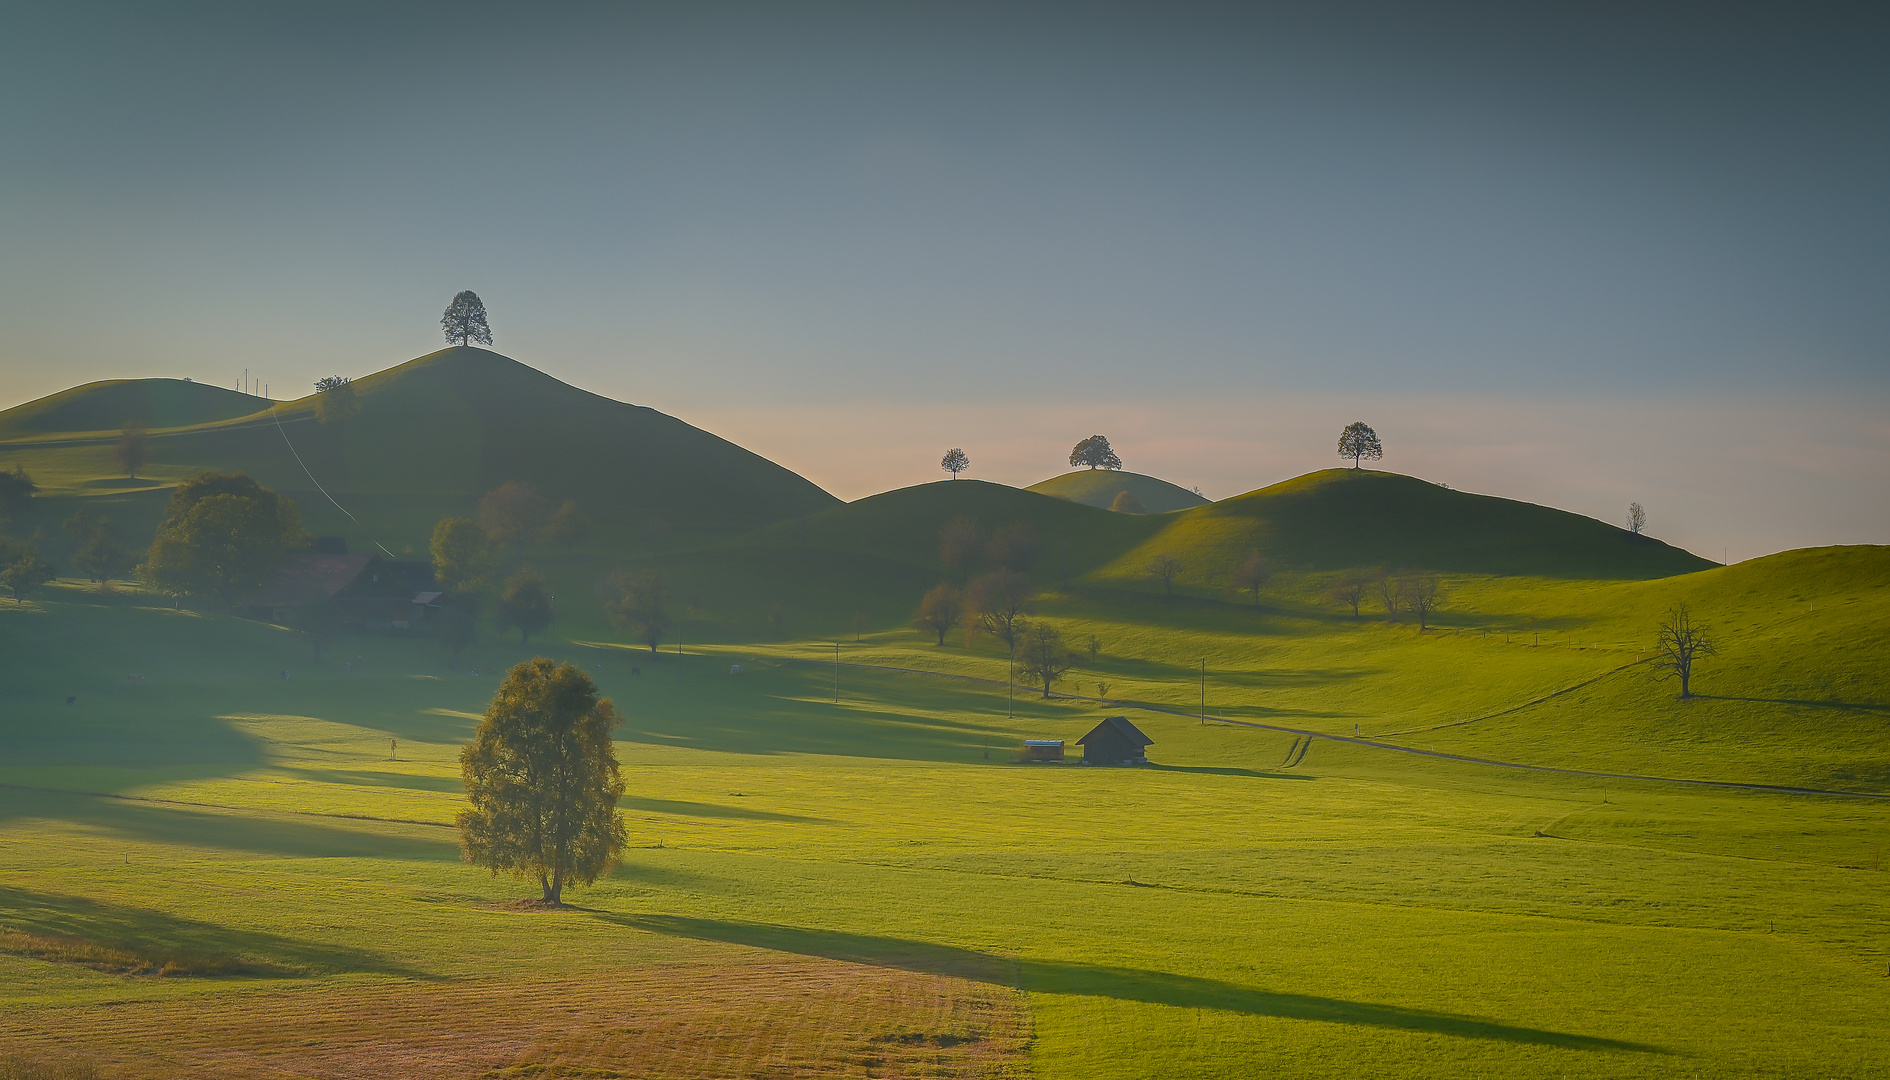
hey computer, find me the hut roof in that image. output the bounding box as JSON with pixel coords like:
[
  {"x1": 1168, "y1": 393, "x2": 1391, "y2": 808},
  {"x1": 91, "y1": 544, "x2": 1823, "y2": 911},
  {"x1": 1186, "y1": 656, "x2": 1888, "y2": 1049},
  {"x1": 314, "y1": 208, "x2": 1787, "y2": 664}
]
[
  {"x1": 1076, "y1": 716, "x2": 1153, "y2": 747},
  {"x1": 245, "y1": 553, "x2": 380, "y2": 608}
]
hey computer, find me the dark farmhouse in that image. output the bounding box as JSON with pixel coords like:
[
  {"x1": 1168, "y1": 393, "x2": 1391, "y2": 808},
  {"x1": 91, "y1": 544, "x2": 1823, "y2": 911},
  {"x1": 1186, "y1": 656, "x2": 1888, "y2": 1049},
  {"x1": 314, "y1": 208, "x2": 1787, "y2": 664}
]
[
  {"x1": 1076, "y1": 716, "x2": 1153, "y2": 766},
  {"x1": 242, "y1": 552, "x2": 433, "y2": 632}
]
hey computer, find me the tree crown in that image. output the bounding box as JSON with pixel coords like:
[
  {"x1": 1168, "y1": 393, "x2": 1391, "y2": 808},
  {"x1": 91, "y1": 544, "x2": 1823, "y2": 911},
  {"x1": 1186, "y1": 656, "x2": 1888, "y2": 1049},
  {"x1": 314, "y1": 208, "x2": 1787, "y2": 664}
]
[
  {"x1": 442, "y1": 290, "x2": 494, "y2": 347},
  {"x1": 1337, "y1": 422, "x2": 1383, "y2": 465},
  {"x1": 1070, "y1": 435, "x2": 1122, "y2": 471}
]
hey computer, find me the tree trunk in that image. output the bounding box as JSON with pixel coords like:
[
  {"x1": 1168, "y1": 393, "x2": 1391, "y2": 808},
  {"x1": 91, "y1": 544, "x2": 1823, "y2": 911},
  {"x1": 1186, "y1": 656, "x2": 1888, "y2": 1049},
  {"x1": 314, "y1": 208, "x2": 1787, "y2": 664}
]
[
  {"x1": 935, "y1": 627, "x2": 945, "y2": 645},
  {"x1": 1679, "y1": 666, "x2": 1690, "y2": 698}
]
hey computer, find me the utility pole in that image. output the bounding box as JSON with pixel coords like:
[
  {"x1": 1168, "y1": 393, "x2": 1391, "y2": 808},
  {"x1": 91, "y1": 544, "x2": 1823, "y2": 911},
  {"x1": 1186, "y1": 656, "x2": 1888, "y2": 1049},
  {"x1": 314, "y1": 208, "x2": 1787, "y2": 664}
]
[
  {"x1": 1007, "y1": 641, "x2": 1015, "y2": 719},
  {"x1": 1199, "y1": 658, "x2": 1206, "y2": 725},
  {"x1": 833, "y1": 642, "x2": 840, "y2": 703}
]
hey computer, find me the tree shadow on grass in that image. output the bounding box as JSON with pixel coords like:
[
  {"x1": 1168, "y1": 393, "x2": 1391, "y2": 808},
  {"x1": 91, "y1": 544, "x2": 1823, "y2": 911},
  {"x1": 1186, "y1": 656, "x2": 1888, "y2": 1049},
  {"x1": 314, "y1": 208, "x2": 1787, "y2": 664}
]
[
  {"x1": 0, "y1": 885, "x2": 427, "y2": 979},
  {"x1": 1143, "y1": 764, "x2": 1313, "y2": 781},
  {"x1": 610, "y1": 915, "x2": 1668, "y2": 1055},
  {"x1": 1693, "y1": 694, "x2": 1890, "y2": 715},
  {"x1": 0, "y1": 788, "x2": 459, "y2": 862}
]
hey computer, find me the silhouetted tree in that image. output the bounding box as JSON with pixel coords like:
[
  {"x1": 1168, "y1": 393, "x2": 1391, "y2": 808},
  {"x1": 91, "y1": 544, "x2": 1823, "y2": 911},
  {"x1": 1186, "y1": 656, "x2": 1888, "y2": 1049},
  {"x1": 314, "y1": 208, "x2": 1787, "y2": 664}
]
[
  {"x1": 0, "y1": 465, "x2": 36, "y2": 519},
  {"x1": 1070, "y1": 435, "x2": 1122, "y2": 471},
  {"x1": 939, "y1": 515, "x2": 982, "y2": 575},
  {"x1": 1651, "y1": 602, "x2": 1716, "y2": 698},
  {"x1": 1109, "y1": 491, "x2": 1146, "y2": 514},
  {"x1": 114, "y1": 420, "x2": 149, "y2": 479},
  {"x1": 985, "y1": 523, "x2": 1036, "y2": 572},
  {"x1": 941, "y1": 448, "x2": 969, "y2": 478},
  {"x1": 1400, "y1": 573, "x2": 1444, "y2": 631},
  {"x1": 1231, "y1": 550, "x2": 1270, "y2": 605},
  {"x1": 1337, "y1": 422, "x2": 1382, "y2": 469},
  {"x1": 912, "y1": 583, "x2": 963, "y2": 645},
  {"x1": 1627, "y1": 502, "x2": 1646, "y2": 535},
  {"x1": 1148, "y1": 552, "x2": 1183, "y2": 599},
  {"x1": 1326, "y1": 573, "x2": 1368, "y2": 616},
  {"x1": 599, "y1": 570, "x2": 670, "y2": 653},
  {"x1": 431, "y1": 517, "x2": 495, "y2": 597},
  {"x1": 969, "y1": 569, "x2": 1032, "y2": 651},
  {"x1": 314, "y1": 377, "x2": 358, "y2": 425},
  {"x1": 0, "y1": 540, "x2": 53, "y2": 603},
  {"x1": 458, "y1": 659, "x2": 626, "y2": 906},
  {"x1": 442, "y1": 290, "x2": 494, "y2": 347},
  {"x1": 497, "y1": 568, "x2": 552, "y2": 645},
  {"x1": 478, "y1": 482, "x2": 551, "y2": 547},
  {"x1": 1373, "y1": 567, "x2": 1400, "y2": 617},
  {"x1": 1016, "y1": 621, "x2": 1074, "y2": 698},
  {"x1": 140, "y1": 472, "x2": 309, "y2": 607}
]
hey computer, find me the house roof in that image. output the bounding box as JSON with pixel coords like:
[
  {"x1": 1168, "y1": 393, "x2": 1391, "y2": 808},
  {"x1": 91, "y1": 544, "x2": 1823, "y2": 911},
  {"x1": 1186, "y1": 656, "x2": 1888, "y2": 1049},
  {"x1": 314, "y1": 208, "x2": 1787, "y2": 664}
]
[
  {"x1": 244, "y1": 553, "x2": 380, "y2": 608},
  {"x1": 1075, "y1": 716, "x2": 1153, "y2": 747}
]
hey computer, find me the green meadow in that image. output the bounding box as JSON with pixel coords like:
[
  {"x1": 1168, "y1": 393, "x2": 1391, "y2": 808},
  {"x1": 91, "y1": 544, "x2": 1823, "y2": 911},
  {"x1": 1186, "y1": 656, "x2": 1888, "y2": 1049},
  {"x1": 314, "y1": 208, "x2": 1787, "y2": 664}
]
[{"x1": 1, "y1": 351, "x2": 1886, "y2": 1078}]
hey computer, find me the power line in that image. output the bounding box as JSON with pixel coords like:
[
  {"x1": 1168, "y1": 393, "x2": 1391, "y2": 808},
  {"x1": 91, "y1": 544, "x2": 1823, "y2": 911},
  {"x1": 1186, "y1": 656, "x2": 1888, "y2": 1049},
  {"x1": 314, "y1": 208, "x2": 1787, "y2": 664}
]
[{"x1": 271, "y1": 407, "x2": 397, "y2": 559}]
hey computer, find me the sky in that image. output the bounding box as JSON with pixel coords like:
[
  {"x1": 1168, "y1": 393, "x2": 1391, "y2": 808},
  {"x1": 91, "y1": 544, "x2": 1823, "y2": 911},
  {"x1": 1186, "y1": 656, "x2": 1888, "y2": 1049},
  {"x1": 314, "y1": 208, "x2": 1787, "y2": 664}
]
[{"x1": 1, "y1": 1, "x2": 1885, "y2": 559}]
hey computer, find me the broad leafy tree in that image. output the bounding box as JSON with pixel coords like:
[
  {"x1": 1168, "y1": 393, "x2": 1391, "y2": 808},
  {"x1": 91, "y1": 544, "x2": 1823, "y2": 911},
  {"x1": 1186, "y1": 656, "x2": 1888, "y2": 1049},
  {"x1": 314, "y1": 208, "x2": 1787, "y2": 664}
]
[
  {"x1": 114, "y1": 420, "x2": 149, "y2": 479},
  {"x1": 1069, "y1": 435, "x2": 1122, "y2": 471},
  {"x1": 1337, "y1": 422, "x2": 1382, "y2": 469},
  {"x1": 912, "y1": 583, "x2": 963, "y2": 645},
  {"x1": 1109, "y1": 490, "x2": 1146, "y2": 514},
  {"x1": 458, "y1": 659, "x2": 627, "y2": 906},
  {"x1": 73, "y1": 526, "x2": 137, "y2": 588},
  {"x1": 431, "y1": 517, "x2": 495, "y2": 596},
  {"x1": 140, "y1": 473, "x2": 309, "y2": 607},
  {"x1": 0, "y1": 465, "x2": 36, "y2": 519},
  {"x1": 1651, "y1": 602, "x2": 1716, "y2": 698},
  {"x1": 1627, "y1": 502, "x2": 1646, "y2": 535},
  {"x1": 314, "y1": 377, "x2": 358, "y2": 425},
  {"x1": 1399, "y1": 574, "x2": 1444, "y2": 631},
  {"x1": 1016, "y1": 620, "x2": 1074, "y2": 698},
  {"x1": 497, "y1": 568, "x2": 553, "y2": 645},
  {"x1": 598, "y1": 570, "x2": 670, "y2": 653},
  {"x1": 442, "y1": 290, "x2": 494, "y2": 347},
  {"x1": 478, "y1": 481, "x2": 551, "y2": 547},
  {"x1": 1231, "y1": 550, "x2": 1270, "y2": 605},
  {"x1": 940, "y1": 448, "x2": 969, "y2": 478},
  {"x1": 1147, "y1": 552, "x2": 1183, "y2": 599},
  {"x1": 0, "y1": 540, "x2": 53, "y2": 603}
]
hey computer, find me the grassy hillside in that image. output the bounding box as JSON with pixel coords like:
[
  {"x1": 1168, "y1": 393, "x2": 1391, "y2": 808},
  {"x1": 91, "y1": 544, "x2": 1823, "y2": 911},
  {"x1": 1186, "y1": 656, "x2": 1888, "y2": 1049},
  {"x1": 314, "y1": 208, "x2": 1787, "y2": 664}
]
[
  {"x1": 1097, "y1": 469, "x2": 1714, "y2": 589},
  {"x1": 0, "y1": 347, "x2": 841, "y2": 552},
  {"x1": 1027, "y1": 469, "x2": 1209, "y2": 513},
  {"x1": 0, "y1": 378, "x2": 264, "y2": 438}
]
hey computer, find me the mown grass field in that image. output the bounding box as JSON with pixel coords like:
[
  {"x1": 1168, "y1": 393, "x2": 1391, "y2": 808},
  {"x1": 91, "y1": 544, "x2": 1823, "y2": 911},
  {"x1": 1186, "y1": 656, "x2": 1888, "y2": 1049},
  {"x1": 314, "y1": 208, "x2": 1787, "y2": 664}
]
[{"x1": 2, "y1": 564, "x2": 1886, "y2": 1078}]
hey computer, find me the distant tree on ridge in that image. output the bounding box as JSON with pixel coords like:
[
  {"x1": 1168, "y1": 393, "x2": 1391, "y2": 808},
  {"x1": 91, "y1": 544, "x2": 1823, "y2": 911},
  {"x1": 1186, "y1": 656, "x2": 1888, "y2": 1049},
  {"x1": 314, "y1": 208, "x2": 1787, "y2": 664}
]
[
  {"x1": 941, "y1": 448, "x2": 969, "y2": 478},
  {"x1": 314, "y1": 377, "x2": 358, "y2": 425},
  {"x1": 1070, "y1": 435, "x2": 1122, "y2": 471},
  {"x1": 1627, "y1": 502, "x2": 1646, "y2": 535},
  {"x1": 1337, "y1": 422, "x2": 1382, "y2": 469}
]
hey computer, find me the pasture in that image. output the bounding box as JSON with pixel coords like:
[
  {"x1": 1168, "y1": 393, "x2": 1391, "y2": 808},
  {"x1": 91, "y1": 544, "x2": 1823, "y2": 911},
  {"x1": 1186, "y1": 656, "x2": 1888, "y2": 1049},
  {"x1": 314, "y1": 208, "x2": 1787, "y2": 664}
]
[{"x1": 3, "y1": 573, "x2": 1887, "y2": 1078}]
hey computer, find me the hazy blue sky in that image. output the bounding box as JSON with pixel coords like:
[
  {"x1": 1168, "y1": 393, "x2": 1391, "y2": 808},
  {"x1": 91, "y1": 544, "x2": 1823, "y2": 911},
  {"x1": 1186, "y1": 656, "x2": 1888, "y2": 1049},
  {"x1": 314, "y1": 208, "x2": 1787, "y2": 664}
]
[{"x1": 2, "y1": 2, "x2": 1884, "y2": 556}]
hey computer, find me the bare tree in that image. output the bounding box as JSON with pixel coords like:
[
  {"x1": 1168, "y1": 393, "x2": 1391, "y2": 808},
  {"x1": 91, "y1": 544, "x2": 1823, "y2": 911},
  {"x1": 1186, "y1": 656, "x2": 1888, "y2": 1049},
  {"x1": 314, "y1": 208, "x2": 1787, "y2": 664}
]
[
  {"x1": 1148, "y1": 552, "x2": 1183, "y2": 599},
  {"x1": 1069, "y1": 435, "x2": 1122, "y2": 471},
  {"x1": 1230, "y1": 550, "x2": 1270, "y2": 605},
  {"x1": 1016, "y1": 621, "x2": 1074, "y2": 698},
  {"x1": 1373, "y1": 567, "x2": 1400, "y2": 618},
  {"x1": 969, "y1": 570, "x2": 1032, "y2": 651},
  {"x1": 912, "y1": 583, "x2": 963, "y2": 645},
  {"x1": 442, "y1": 290, "x2": 494, "y2": 346},
  {"x1": 1651, "y1": 602, "x2": 1716, "y2": 698},
  {"x1": 1627, "y1": 502, "x2": 1646, "y2": 535},
  {"x1": 1337, "y1": 422, "x2": 1383, "y2": 469},
  {"x1": 1327, "y1": 573, "x2": 1368, "y2": 616},
  {"x1": 1399, "y1": 574, "x2": 1444, "y2": 631},
  {"x1": 940, "y1": 448, "x2": 969, "y2": 478}
]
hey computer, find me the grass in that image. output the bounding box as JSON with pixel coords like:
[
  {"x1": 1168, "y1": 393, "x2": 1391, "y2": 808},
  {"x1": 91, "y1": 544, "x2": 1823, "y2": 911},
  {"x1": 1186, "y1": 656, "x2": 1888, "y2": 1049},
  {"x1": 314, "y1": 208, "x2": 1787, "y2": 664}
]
[{"x1": 1025, "y1": 469, "x2": 1209, "y2": 513}]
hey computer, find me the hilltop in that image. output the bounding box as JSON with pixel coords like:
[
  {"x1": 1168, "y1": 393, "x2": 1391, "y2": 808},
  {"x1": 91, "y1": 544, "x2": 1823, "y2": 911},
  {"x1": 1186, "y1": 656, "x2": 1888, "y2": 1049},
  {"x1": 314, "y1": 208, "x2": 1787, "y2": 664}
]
[
  {"x1": 1027, "y1": 469, "x2": 1208, "y2": 513},
  {"x1": 0, "y1": 347, "x2": 840, "y2": 549}
]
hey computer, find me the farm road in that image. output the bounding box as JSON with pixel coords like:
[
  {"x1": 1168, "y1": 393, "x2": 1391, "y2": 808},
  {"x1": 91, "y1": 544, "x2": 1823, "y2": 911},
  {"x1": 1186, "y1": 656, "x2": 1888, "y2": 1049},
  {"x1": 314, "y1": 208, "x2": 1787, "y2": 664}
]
[{"x1": 780, "y1": 656, "x2": 1890, "y2": 802}]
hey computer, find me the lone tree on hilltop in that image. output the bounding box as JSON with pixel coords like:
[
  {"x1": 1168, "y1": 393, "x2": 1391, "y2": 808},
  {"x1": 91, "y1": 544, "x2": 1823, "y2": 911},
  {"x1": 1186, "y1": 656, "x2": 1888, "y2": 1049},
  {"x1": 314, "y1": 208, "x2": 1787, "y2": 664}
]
[
  {"x1": 458, "y1": 659, "x2": 627, "y2": 906},
  {"x1": 1016, "y1": 620, "x2": 1075, "y2": 698},
  {"x1": 1109, "y1": 490, "x2": 1146, "y2": 514},
  {"x1": 1651, "y1": 602, "x2": 1716, "y2": 699},
  {"x1": 442, "y1": 290, "x2": 494, "y2": 347},
  {"x1": 941, "y1": 448, "x2": 969, "y2": 478},
  {"x1": 1070, "y1": 435, "x2": 1121, "y2": 471},
  {"x1": 140, "y1": 472, "x2": 310, "y2": 607},
  {"x1": 598, "y1": 570, "x2": 670, "y2": 654},
  {"x1": 1147, "y1": 551, "x2": 1183, "y2": 599},
  {"x1": 1400, "y1": 573, "x2": 1444, "y2": 631},
  {"x1": 115, "y1": 420, "x2": 149, "y2": 479},
  {"x1": 1627, "y1": 502, "x2": 1646, "y2": 535},
  {"x1": 314, "y1": 377, "x2": 358, "y2": 426},
  {"x1": 497, "y1": 568, "x2": 553, "y2": 646},
  {"x1": 912, "y1": 583, "x2": 963, "y2": 645},
  {"x1": 1231, "y1": 550, "x2": 1270, "y2": 606},
  {"x1": 1337, "y1": 422, "x2": 1382, "y2": 469}
]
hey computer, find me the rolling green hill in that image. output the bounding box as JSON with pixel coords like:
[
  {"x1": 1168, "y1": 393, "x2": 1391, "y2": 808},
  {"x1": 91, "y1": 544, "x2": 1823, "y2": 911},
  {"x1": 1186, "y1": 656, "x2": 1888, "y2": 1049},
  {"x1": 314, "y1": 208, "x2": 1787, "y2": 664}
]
[
  {"x1": 0, "y1": 378, "x2": 264, "y2": 438},
  {"x1": 1026, "y1": 469, "x2": 1209, "y2": 513},
  {"x1": 1097, "y1": 469, "x2": 1714, "y2": 587},
  {"x1": 0, "y1": 347, "x2": 841, "y2": 551}
]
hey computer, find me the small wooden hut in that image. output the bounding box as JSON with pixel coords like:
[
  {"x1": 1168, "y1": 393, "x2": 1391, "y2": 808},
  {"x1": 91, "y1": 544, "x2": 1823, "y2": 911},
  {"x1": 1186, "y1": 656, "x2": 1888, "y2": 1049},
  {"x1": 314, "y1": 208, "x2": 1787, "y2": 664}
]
[
  {"x1": 1019, "y1": 739, "x2": 1064, "y2": 762},
  {"x1": 1075, "y1": 716, "x2": 1153, "y2": 766}
]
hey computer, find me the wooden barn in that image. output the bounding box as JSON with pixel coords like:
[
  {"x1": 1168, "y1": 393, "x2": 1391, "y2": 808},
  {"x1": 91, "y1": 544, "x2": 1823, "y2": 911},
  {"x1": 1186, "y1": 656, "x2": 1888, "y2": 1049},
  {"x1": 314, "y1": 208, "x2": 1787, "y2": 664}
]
[
  {"x1": 241, "y1": 553, "x2": 417, "y2": 631},
  {"x1": 1075, "y1": 716, "x2": 1153, "y2": 766}
]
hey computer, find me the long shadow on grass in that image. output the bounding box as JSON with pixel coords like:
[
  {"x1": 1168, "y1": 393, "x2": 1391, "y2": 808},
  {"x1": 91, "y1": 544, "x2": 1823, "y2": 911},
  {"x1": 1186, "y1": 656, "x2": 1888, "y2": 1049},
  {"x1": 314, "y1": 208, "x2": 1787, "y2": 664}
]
[
  {"x1": 614, "y1": 915, "x2": 1666, "y2": 1054},
  {"x1": 0, "y1": 788, "x2": 458, "y2": 862},
  {"x1": 0, "y1": 885, "x2": 426, "y2": 978},
  {"x1": 1693, "y1": 694, "x2": 1890, "y2": 715},
  {"x1": 1144, "y1": 764, "x2": 1313, "y2": 781}
]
